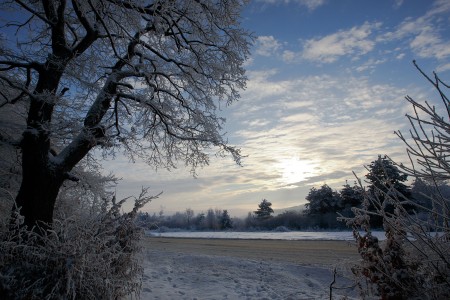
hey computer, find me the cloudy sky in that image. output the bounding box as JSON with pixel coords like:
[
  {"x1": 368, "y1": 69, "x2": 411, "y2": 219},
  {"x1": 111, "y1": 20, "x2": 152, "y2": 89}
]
[{"x1": 105, "y1": 0, "x2": 450, "y2": 217}]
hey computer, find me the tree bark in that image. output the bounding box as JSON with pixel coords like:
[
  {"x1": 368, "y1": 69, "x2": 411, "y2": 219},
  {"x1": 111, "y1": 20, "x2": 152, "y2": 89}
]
[
  {"x1": 10, "y1": 0, "x2": 100, "y2": 229},
  {"x1": 13, "y1": 67, "x2": 119, "y2": 229},
  {"x1": 14, "y1": 151, "x2": 64, "y2": 229},
  {"x1": 13, "y1": 57, "x2": 67, "y2": 228}
]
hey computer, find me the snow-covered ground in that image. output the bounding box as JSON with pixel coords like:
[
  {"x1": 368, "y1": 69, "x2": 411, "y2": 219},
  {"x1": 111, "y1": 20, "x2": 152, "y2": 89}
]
[
  {"x1": 139, "y1": 240, "x2": 359, "y2": 299},
  {"x1": 146, "y1": 230, "x2": 387, "y2": 241},
  {"x1": 137, "y1": 232, "x2": 369, "y2": 299}
]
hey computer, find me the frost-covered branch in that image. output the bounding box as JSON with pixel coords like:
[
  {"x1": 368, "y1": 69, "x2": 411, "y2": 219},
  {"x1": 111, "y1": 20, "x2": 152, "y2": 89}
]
[
  {"x1": 0, "y1": 0, "x2": 250, "y2": 229},
  {"x1": 343, "y1": 63, "x2": 450, "y2": 299}
]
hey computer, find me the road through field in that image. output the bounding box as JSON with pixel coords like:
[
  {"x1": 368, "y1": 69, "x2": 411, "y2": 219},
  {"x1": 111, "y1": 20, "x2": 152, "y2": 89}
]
[{"x1": 142, "y1": 237, "x2": 360, "y2": 266}]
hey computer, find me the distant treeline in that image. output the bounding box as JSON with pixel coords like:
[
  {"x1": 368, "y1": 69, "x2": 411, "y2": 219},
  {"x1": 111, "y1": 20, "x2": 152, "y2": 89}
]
[{"x1": 137, "y1": 156, "x2": 450, "y2": 231}]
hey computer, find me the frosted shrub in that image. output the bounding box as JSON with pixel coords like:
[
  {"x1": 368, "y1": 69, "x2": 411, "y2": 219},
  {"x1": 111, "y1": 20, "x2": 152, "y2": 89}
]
[
  {"x1": 0, "y1": 189, "x2": 156, "y2": 300},
  {"x1": 345, "y1": 180, "x2": 449, "y2": 299},
  {"x1": 342, "y1": 63, "x2": 450, "y2": 299}
]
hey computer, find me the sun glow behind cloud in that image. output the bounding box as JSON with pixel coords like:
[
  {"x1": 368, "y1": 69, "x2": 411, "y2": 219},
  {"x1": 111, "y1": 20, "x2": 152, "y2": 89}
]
[{"x1": 275, "y1": 157, "x2": 319, "y2": 187}]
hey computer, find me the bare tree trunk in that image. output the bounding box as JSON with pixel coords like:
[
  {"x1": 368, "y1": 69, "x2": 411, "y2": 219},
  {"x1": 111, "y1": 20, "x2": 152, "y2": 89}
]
[
  {"x1": 12, "y1": 62, "x2": 117, "y2": 228},
  {"x1": 13, "y1": 59, "x2": 66, "y2": 229},
  {"x1": 10, "y1": 0, "x2": 99, "y2": 228},
  {"x1": 14, "y1": 158, "x2": 64, "y2": 228}
]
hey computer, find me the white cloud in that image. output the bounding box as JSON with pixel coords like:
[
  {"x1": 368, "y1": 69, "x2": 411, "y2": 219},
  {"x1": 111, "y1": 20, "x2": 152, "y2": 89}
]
[
  {"x1": 355, "y1": 58, "x2": 387, "y2": 72},
  {"x1": 255, "y1": 1, "x2": 450, "y2": 67},
  {"x1": 293, "y1": 0, "x2": 326, "y2": 11},
  {"x1": 256, "y1": 0, "x2": 326, "y2": 11},
  {"x1": 254, "y1": 36, "x2": 282, "y2": 57},
  {"x1": 379, "y1": 0, "x2": 450, "y2": 61},
  {"x1": 230, "y1": 70, "x2": 412, "y2": 192},
  {"x1": 282, "y1": 50, "x2": 296, "y2": 62},
  {"x1": 301, "y1": 22, "x2": 381, "y2": 63},
  {"x1": 393, "y1": 0, "x2": 404, "y2": 9},
  {"x1": 426, "y1": 0, "x2": 450, "y2": 17},
  {"x1": 396, "y1": 53, "x2": 405, "y2": 60},
  {"x1": 436, "y1": 63, "x2": 450, "y2": 73},
  {"x1": 409, "y1": 28, "x2": 450, "y2": 60}
]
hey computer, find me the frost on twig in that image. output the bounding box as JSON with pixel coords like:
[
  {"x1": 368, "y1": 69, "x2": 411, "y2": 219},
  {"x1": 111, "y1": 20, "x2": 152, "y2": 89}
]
[
  {"x1": 0, "y1": 189, "x2": 157, "y2": 299},
  {"x1": 341, "y1": 64, "x2": 450, "y2": 299}
]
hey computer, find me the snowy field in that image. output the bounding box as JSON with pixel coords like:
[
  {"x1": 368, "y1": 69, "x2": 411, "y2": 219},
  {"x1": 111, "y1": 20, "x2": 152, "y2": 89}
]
[
  {"x1": 146, "y1": 230, "x2": 387, "y2": 241},
  {"x1": 140, "y1": 247, "x2": 356, "y2": 299},
  {"x1": 138, "y1": 234, "x2": 365, "y2": 299}
]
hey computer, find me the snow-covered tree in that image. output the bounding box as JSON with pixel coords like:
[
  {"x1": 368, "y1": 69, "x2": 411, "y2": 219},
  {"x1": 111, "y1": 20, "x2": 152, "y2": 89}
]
[
  {"x1": 194, "y1": 212, "x2": 206, "y2": 229},
  {"x1": 206, "y1": 208, "x2": 219, "y2": 230},
  {"x1": 0, "y1": 94, "x2": 116, "y2": 222},
  {"x1": 185, "y1": 208, "x2": 194, "y2": 229},
  {"x1": 366, "y1": 155, "x2": 411, "y2": 198},
  {"x1": 254, "y1": 199, "x2": 274, "y2": 219},
  {"x1": 305, "y1": 184, "x2": 341, "y2": 215},
  {"x1": 0, "y1": 0, "x2": 251, "y2": 229},
  {"x1": 338, "y1": 181, "x2": 364, "y2": 217},
  {"x1": 0, "y1": 80, "x2": 151, "y2": 297},
  {"x1": 219, "y1": 209, "x2": 233, "y2": 229},
  {"x1": 365, "y1": 155, "x2": 412, "y2": 227},
  {"x1": 340, "y1": 181, "x2": 364, "y2": 209}
]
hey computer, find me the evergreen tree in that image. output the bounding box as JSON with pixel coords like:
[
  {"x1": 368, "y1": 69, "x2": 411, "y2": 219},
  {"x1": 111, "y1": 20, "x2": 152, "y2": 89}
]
[
  {"x1": 410, "y1": 178, "x2": 434, "y2": 210},
  {"x1": 366, "y1": 155, "x2": 410, "y2": 197},
  {"x1": 254, "y1": 199, "x2": 274, "y2": 219},
  {"x1": 194, "y1": 212, "x2": 206, "y2": 229},
  {"x1": 365, "y1": 155, "x2": 412, "y2": 227},
  {"x1": 339, "y1": 181, "x2": 364, "y2": 216},
  {"x1": 220, "y1": 210, "x2": 233, "y2": 229},
  {"x1": 411, "y1": 178, "x2": 450, "y2": 207},
  {"x1": 305, "y1": 184, "x2": 341, "y2": 215}
]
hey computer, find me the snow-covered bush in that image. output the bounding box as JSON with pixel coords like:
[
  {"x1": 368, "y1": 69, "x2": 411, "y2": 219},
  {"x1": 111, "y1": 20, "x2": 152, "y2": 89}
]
[
  {"x1": 342, "y1": 63, "x2": 450, "y2": 299},
  {"x1": 273, "y1": 226, "x2": 290, "y2": 232},
  {"x1": 0, "y1": 189, "x2": 156, "y2": 300},
  {"x1": 345, "y1": 179, "x2": 449, "y2": 299}
]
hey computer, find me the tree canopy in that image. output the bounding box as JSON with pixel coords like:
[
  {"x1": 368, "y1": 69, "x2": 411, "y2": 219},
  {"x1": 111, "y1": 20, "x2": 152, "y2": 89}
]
[
  {"x1": 305, "y1": 184, "x2": 341, "y2": 215},
  {"x1": 0, "y1": 0, "x2": 251, "y2": 228},
  {"x1": 365, "y1": 155, "x2": 412, "y2": 226},
  {"x1": 254, "y1": 199, "x2": 274, "y2": 219},
  {"x1": 220, "y1": 210, "x2": 233, "y2": 229},
  {"x1": 366, "y1": 155, "x2": 410, "y2": 198},
  {"x1": 340, "y1": 182, "x2": 364, "y2": 208}
]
